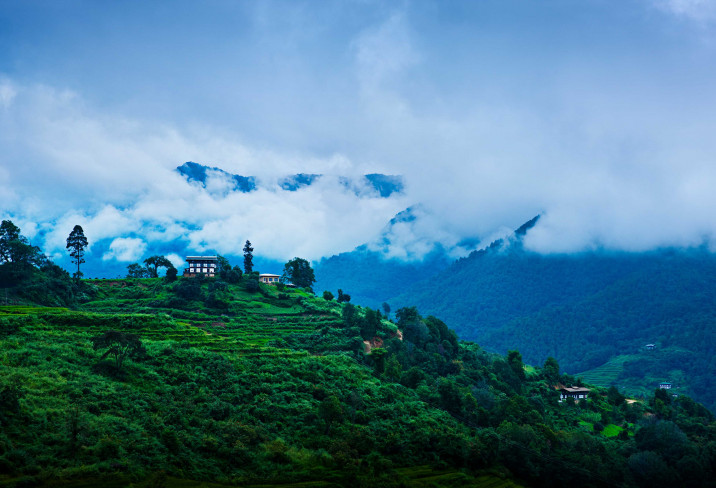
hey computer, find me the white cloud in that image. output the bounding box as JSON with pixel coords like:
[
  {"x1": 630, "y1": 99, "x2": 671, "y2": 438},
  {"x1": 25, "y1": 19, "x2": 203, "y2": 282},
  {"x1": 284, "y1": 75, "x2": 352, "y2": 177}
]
[
  {"x1": 166, "y1": 253, "x2": 185, "y2": 269},
  {"x1": 4, "y1": 2, "x2": 716, "y2": 269},
  {"x1": 653, "y1": 0, "x2": 716, "y2": 22},
  {"x1": 103, "y1": 237, "x2": 147, "y2": 262}
]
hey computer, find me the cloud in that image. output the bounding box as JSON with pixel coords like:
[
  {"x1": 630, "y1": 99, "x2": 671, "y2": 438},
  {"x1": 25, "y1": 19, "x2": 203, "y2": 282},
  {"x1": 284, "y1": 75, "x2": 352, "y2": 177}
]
[
  {"x1": 353, "y1": 11, "x2": 418, "y2": 93},
  {"x1": 4, "y1": 2, "x2": 716, "y2": 271},
  {"x1": 103, "y1": 237, "x2": 147, "y2": 262},
  {"x1": 653, "y1": 0, "x2": 716, "y2": 22},
  {"x1": 166, "y1": 253, "x2": 186, "y2": 269},
  {"x1": 0, "y1": 79, "x2": 409, "y2": 264}
]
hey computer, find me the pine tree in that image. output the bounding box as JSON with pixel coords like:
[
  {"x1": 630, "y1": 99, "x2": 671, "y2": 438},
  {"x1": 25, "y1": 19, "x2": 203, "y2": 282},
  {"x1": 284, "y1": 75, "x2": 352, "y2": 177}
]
[
  {"x1": 243, "y1": 240, "x2": 254, "y2": 274},
  {"x1": 66, "y1": 225, "x2": 88, "y2": 281}
]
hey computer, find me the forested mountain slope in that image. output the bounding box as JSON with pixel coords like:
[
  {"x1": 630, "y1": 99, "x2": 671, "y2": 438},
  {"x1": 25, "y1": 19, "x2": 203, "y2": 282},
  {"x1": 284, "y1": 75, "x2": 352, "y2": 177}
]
[
  {"x1": 2, "y1": 270, "x2": 715, "y2": 486},
  {"x1": 391, "y1": 243, "x2": 716, "y2": 412}
]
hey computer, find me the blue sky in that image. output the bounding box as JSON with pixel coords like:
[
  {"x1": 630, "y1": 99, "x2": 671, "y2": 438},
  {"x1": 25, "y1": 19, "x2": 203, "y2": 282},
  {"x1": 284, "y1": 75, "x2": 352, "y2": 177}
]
[{"x1": 2, "y1": 0, "x2": 716, "y2": 275}]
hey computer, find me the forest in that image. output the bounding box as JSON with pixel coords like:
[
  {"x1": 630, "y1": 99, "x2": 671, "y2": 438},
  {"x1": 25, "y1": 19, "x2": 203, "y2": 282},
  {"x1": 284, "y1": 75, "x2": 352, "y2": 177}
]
[
  {"x1": 0, "y1": 221, "x2": 715, "y2": 487},
  {"x1": 315, "y1": 217, "x2": 716, "y2": 413}
]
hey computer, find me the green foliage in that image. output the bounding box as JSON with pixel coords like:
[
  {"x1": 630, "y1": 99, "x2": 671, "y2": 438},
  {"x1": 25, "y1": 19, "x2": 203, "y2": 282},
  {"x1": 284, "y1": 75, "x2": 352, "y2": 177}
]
[
  {"x1": 66, "y1": 225, "x2": 88, "y2": 280},
  {"x1": 164, "y1": 266, "x2": 178, "y2": 282},
  {"x1": 243, "y1": 240, "x2": 254, "y2": 274},
  {"x1": 282, "y1": 257, "x2": 316, "y2": 289},
  {"x1": 143, "y1": 255, "x2": 173, "y2": 278},
  {"x1": 126, "y1": 263, "x2": 149, "y2": 278},
  {"x1": 91, "y1": 330, "x2": 146, "y2": 373},
  {"x1": 0, "y1": 275, "x2": 713, "y2": 487},
  {"x1": 322, "y1": 290, "x2": 334, "y2": 301}
]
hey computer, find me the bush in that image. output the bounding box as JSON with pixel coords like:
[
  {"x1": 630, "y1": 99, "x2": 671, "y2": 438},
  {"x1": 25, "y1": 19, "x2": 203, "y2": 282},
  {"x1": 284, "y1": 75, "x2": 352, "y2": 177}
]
[{"x1": 245, "y1": 278, "x2": 260, "y2": 293}]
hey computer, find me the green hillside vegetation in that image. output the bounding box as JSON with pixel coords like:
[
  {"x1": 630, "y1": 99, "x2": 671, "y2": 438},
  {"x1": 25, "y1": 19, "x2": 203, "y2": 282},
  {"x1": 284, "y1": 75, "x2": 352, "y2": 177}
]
[
  {"x1": 381, "y1": 240, "x2": 716, "y2": 413},
  {"x1": 1, "y1": 224, "x2": 715, "y2": 487}
]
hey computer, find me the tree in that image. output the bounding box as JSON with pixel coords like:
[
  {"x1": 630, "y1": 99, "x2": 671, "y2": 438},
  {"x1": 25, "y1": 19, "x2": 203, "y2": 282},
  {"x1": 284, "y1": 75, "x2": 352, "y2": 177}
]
[
  {"x1": 216, "y1": 255, "x2": 232, "y2": 279},
  {"x1": 507, "y1": 350, "x2": 526, "y2": 382},
  {"x1": 243, "y1": 240, "x2": 254, "y2": 274},
  {"x1": 66, "y1": 225, "x2": 88, "y2": 281},
  {"x1": 226, "y1": 265, "x2": 243, "y2": 284},
  {"x1": 337, "y1": 289, "x2": 351, "y2": 303},
  {"x1": 323, "y1": 290, "x2": 334, "y2": 301},
  {"x1": 282, "y1": 257, "x2": 315, "y2": 289},
  {"x1": 0, "y1": 220, "x2": 43, "y2": 277},
  {"x1": 126, "y1": 263, "x2": 149, "y2": 278},
  {"x1": 143, "y1": 255, "x2": 173, "y2": 278},
  {"x1": 382, "y1": 302, "x2": 391, "y2": 318},
  {"x1": 165, "y1": 265, "x2": 178, "y2": 282},
  {"x1": 0, "y1": 220, "x2": 21, "y2": 263},
  {"x1": 318, "y1": 395, "x2": 343, "y2": 435},
  {"x1": 542, "y1": 357, "x2": 560, "y2": 384},
  {"x1": 91, "y1": 330, "x2": 145, "y2": 373}
]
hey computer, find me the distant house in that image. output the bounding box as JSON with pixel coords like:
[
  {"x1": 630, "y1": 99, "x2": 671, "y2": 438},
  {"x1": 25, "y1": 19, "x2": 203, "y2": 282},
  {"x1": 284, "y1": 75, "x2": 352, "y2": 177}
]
[
  {"x1": 659, "y1": 382, "x2": 672, "y2": 390},
  {"x1": 557, "y1": 386, "x2": 591, "y2": 402},
  {"x1": 645, "y1": 344, "x2": 656, "y2": 350},
  {"x1": 259, "y1": 273, "x2": 281, "y2": 285},
  {"x1": 183, "y1": 256, "x2": 218, "y2": 278}
]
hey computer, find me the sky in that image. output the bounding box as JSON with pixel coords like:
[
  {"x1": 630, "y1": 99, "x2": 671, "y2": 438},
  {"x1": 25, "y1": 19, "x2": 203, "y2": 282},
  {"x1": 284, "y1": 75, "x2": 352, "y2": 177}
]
[{"x1": 2, "y1": 0, "x2": 716, "y2": 275}]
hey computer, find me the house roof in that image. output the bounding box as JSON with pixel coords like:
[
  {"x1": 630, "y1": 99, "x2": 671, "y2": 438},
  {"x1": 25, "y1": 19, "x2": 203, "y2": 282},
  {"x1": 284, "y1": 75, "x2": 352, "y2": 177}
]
[
  {"x1": 559, "y1": 386, "x2": 591, "y2": 393},
  {"x1": 259, "y1": 273, "x2": 281, "y2": 277},
  {"x1": 186, "y1": 256, "x2": 218, "y2": 260}
]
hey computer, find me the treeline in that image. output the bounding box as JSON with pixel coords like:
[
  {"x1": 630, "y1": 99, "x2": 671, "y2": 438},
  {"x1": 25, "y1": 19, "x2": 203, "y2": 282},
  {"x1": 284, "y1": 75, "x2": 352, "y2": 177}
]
[{"x1": 0, "y1": 220, "x2": 94, "y2": 306}]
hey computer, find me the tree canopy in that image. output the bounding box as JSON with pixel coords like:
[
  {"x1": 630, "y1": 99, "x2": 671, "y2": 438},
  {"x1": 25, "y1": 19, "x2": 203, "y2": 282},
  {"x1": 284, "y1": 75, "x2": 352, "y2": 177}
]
[
  {"x1": 243, "y1": 240, "x2": 254, "y2": 274},
  {"x1": 91, "y1": 330, "x2": 145, "y2": 373},
  {"x1": 66, "y1": 225, "x2": 88, "y2": 280},
  {"x1": 282, "y1": 257, "x2": 315, "y2": 289},
  {"x1": 143, "y1": 255, "x2": 174, "y2": 278}
]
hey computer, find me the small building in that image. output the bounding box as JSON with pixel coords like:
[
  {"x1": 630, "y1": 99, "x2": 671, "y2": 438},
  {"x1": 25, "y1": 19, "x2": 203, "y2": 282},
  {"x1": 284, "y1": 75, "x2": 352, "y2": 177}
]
[
  {"x1": 645, "y1": 344, "x2": 656, "y2": 350},
  {"x1": 259, "y1": 273, "x2": 281, "y2": 285},
  {"x1": 558, "y1": 386, "x2": 591, "y2": 402},
  {"x1": 659, "y1": 382, "x2": 672, "y2": 390},
  {"x1": 184, "y1": 256, "x2": 218, "y2": 278}
]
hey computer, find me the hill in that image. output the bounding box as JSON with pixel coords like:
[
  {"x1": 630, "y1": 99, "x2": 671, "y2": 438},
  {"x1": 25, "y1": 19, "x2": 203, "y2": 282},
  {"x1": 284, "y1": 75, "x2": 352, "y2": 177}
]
[
  {"x1": 314, "y1": 214, "x2": 716, "y2": 413},
  {"x1": 384, "y1": 237, "x2": 716, "y2": 412},
  {"x1": 1, "y1": 261, "x2": 715, "y2": 486}
]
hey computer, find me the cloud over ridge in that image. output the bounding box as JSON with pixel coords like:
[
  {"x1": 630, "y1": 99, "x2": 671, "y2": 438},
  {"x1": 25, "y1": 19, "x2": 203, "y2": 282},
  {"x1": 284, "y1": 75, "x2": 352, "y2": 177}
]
[{"x1": 2, "y1": 2, "x2": 716, "y2": 273}]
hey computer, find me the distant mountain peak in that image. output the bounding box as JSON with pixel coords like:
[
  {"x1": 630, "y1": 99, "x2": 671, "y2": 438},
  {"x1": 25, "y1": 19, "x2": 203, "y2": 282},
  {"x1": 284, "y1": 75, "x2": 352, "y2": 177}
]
[{"x1": 175, "y1": 162, "x2": 404, "y2": 198}]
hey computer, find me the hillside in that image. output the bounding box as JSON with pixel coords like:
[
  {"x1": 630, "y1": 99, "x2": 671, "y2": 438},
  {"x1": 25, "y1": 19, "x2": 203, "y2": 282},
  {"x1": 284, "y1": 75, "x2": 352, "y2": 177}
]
[
  {"x1": 386, "y1": 245, "x2": 716, "y2": 413},
  {"x1": 1, "y1": 265, "x2": 715, "y2": 487}
]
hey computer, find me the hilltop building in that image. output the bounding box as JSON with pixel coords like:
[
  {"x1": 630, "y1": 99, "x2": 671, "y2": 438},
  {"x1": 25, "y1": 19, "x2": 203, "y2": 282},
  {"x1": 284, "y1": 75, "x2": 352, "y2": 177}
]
[
  {"x1": 184, "y1": 256, "x2": 218, "y2": 278},
  {"x1": 259, "y1": 273, "x2": 281, "y2": 284},
  {"x1": 645, "y1": 344, "x2": 656, "y2": 350},
  {"x1": 659, "y1": 382, "x2": 672, "y2": 390}
]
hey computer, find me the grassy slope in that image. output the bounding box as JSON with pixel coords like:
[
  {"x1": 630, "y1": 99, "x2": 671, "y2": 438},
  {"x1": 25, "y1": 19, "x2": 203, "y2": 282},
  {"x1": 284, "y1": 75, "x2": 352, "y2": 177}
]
[
  {"x1": 1, "y1": 277, "x2": 714, "y2": 487},
  {"x1": 0, "y1": 279, "x2": 520, "y2": 487}
]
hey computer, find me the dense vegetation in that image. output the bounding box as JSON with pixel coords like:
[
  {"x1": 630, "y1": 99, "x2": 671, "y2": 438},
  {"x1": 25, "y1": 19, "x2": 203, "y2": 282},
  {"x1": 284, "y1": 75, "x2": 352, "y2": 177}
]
[
  {"x1": 1, "y1": 266, "x2": 715, "y2": 486},
  {"x1": 1, "y1": 221, "x2": 715, "y2": 486},
  {"x1": 316, "y1": 217, "x2": 716, "y2": 413}
]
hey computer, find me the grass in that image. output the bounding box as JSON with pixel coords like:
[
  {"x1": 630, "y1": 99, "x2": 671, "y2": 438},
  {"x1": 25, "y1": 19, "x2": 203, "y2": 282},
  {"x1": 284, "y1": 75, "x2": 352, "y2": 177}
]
[{"x1": 601, "y1": 424, "x2": 624, "y2": 437}]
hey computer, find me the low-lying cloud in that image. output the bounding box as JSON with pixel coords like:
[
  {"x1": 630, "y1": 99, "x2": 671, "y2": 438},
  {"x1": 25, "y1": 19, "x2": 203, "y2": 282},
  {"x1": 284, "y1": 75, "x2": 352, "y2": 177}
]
[{"x1": 3, "y1": 2, "x2": 716, "y2": 272}]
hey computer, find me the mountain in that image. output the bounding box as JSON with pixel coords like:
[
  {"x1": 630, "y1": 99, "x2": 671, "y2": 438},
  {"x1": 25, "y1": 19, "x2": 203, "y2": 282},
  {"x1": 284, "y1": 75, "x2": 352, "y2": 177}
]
[
  {"x1": 314, "y1": 206, "x2": 453, "y2": 308},
  {"x1": 177, "y1": 161, "x2": 257, "y2": 192},
  {"x1": 316, "y1": 214, "x2": 716, "y2": 412},
  {"x1": 3, "y1": 220, "x2": 716, "y2": 486},
  {"x1": 388, "y1": 232, "x2": 716, "y2": 412},
  {"x1": 176, "y1": 162, "x2": 404, "y2": 197}
]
